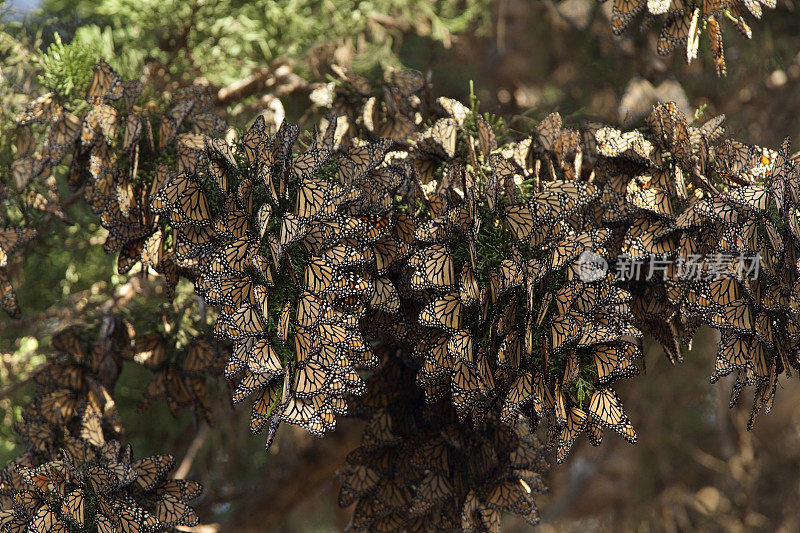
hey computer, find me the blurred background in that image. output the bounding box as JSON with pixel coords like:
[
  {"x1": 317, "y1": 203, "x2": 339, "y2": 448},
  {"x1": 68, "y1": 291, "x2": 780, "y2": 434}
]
[{"x1": 2, "y1": 0, "x2": 800, "y2": 530}]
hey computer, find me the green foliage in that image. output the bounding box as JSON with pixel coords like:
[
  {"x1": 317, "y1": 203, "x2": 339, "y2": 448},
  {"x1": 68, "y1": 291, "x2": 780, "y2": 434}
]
[
  {"x1": 41, "y1": 0, "x2": 490, "y2": 85},
  {"x1": 0, "y1": 12, "x2": 39, "y2": 171},
  {"x1": 35, "y1": 32, "x2": 95, "y2": 105}
]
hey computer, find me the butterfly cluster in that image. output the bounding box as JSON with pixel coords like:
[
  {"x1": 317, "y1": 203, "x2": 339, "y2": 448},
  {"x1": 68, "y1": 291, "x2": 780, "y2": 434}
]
[
  {"x1": 594, "y1": 101, "x2": 800, "y2": 428},
  {"x1": 0, "y1": 319, "x2": 205, "y2": 532},
  {"x1": 11, "y1": 323, "x2": 129, "y2": 463},
  {"x1": 340, "y1": 353, "x2": 549, "y2": 531},
  {"x1": 7, "y1": 59, "x2": 228, "y2": 308},
  {"x1": 141, "y1": 69, "x2": 800, "y2": 529},
  {"x1": 597, "y1": 0, "x2": 777, "y2": 75},
  {"x1": 152, "y1": 111, "x2": 414, "y2": 448},
  {"x1": 131, "y1": 334, "x2": 225, "y2": 422},
  {"x1": 0, "y1": 440, "x2": 201, "y2": 533},
  {"x1": 6, "y1": 54, "x2": 800, "y2": 531}
]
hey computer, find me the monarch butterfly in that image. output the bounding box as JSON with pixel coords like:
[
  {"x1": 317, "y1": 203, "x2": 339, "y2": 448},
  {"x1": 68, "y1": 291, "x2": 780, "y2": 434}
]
[
  {"x1": 556, "y1": 407, "x2": 587, "y2": 464},
  {"x1": 646, "y1": 102, "x2": 693, "y2": 170},
  {"x1": 550, "y1": 229, "x2": 608, "y2": 270},
  {"x1": 536, "y1": 112, "x2": 565, "y2": 155},
  {"x1": 497, "y1": 258, "x2": 524, "y2": 292},
  {"x1": 221, "y1": 304, "x2": 268, "y2": 340},
  {"x1": 476, "y1": 115, "x2": 496, "y2": 158},
  {"x1": 131, "y1": 333, "x2": 167, "y2": 369},
  {"x1": 279, "y1": 395, "x2": 327, "y2": 436},
  {"x1": 0, "y1": 227, "x2": 38, "y2": 268},
  {"x1": 245, "y1": 339, "x2": 282, "y2": 378},
  {"x1": 501, "y1": 371, "x2": 534, "y2": 422},
  {"x1": 204, "y1": 236, "x2": 257, "y2": 278},
  {"x1": 247, "y1": 379, "x2": 282, "y2": 434},
  {"x1": 372, "y1": 237, "x2": 409, "y2": 274},
  {"x1": 85, "y1": 103, "x2": 120, "y2": 146},
  {"x1": 279, "y1": 213, "x2": 308, "y2": 246},
  {"x1": 151, "y1": 172, "x2": 212, "y2": 227},
  {"x1": 132, "y1": 454, "x2": 175, "y2": 491},
  {"x1": 437, "y1": 96, "x2": 470, "y2": 126},
  {"x1": 764, "y1": 138, "x2": 792, "y2": 212},
  {"x1": 338, "y1": 139, "x2": 393, "y2": 185},
  {"x1": 59, "y1": 489, "x2": 84, "y2": 524},
  {"x1": 383, "y1": 68, "x2": 424, "y2": 118},
  {"x1": 87, "y1": 59, "x2": 123, "y2": 101},
  {"x1": 121, "y1": 115, "x2": 143, "y2": 153},
  {"x1": 484, "y1": 478, "x2": 538, "y2": 519},
  {"x1": 417, "y1": 118, "x2": 457, "y2": 160},
  {"x1": 45, "y1": 111, "x2": 82, "y2": 160},
  {"x1": 459, "y1": 264, "x2": 480, "y2": 306},
  {"x1": 276, "y1": 299, "x2": 293, "y2": 345},
  {"x1": 156, "y1": 493, "x2": 199, "y2": 527},
  {"x1": 266, "y1": 120, "x2": 299, "y2": 185},
  {"x1": 212, "y1": 209, "x2": 250, "y2": 241},
  {"x1": 419, "y1": 333, "x2": 454, "y2": 381},
  {"x1": 593, "y1": 343, "x2": 640, "y2": 384},
  {"x1": 628, "y1": 186, "x2": 674, "y2": 217},
  {"x1": 17, "y1": 92, "x2": 62, "y2": 125},
  {"x1": 611, "y1": 0, "x2": 646, "y2": 35},
  {"x1": 232, "y1": 368, "x2": 274, "y2": 404},
  {"x1": 718, "y1": 298, "x2": 754, "y2": 332},
  {"x1": 483, "y1": 154, "x2": 511, "y2": 211},
  {"x1": 370, "y1": 277, "x2": 400, "y2": 313},
  {"x1": 409, "y1": 245, "x2": 456, "y2": 290},
  {"x1": 587, "y1": 388, "x2": 637, "y2": 443},
  {"x1": 712, "y1": 333, "x2": 752, "y2": 382},
  {"x1": 657, "y1": 10, "x2": 693, "y2": 56},
  {"x1": 292, "y1": 362, "x2": 332, "y2": 398},
  {"x1": 114, "y1": 504, "x2": 161, "y2": 532}
]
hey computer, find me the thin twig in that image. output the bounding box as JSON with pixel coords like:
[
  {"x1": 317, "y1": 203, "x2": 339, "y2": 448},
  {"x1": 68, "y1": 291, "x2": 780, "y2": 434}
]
[
  {"x1": 217, "y1": 67, "x2": 271, "y2": 104},
  {"x1": 0, "y1": 372, "x2": 38, "y2": 399},
  {"x1": 174, "y1": 422, "x2": 211, "y2": 479}
]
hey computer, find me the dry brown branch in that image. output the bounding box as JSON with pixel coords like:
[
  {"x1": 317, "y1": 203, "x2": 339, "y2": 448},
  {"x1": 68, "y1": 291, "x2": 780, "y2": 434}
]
[
  {"x1": 216, "y1": 67, "x2": 271, "y2": 104},
  {"x1": 218, "y1": 61, "x2": 308, "y2": 119},
  {"x1": 174, "y1": 422, "x2": 211, "y2": 480}
]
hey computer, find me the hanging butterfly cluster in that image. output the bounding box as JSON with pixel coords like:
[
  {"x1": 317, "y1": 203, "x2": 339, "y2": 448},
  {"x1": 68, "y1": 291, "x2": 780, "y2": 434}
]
[
  {"x1": 339, "y1": 351, "x2": 549, "y2": 531},
  {"x1": 593, "y1": 101, "x2": 800, "y2": 428},
  {"x1": 131, "y1": 333, "x2": 225, "y2": 422},
  {"x1": 153, "y1": 112, "x2": 411, "y2": 447},
  {"x1": 0, "y1": 320, "x2": 205, "y2": 532},
  {"x1": 145, "y1": 69, "x2": 800, "y2": 530},
  {"x1": 0, "y1": 440, "x2": 201, "y2": 533},
  {"x1": 391, "y1": 107, "x2": 645, "y2": 465},
  {"x1": 6, "y1": 53, "x2": 800, "y2": 531},
  {"x1": 320, "y1": 70, "x2": 645, "y2": 462},
  {"x1": 595, "y1": 0, "x2": 777, "y2": 75},
  {"x1": 10, "y1": 323, "x2": 129, "y2": 464},
  {"x1": 7, "y1": 59, "x2": 228, "y2": 306}
]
